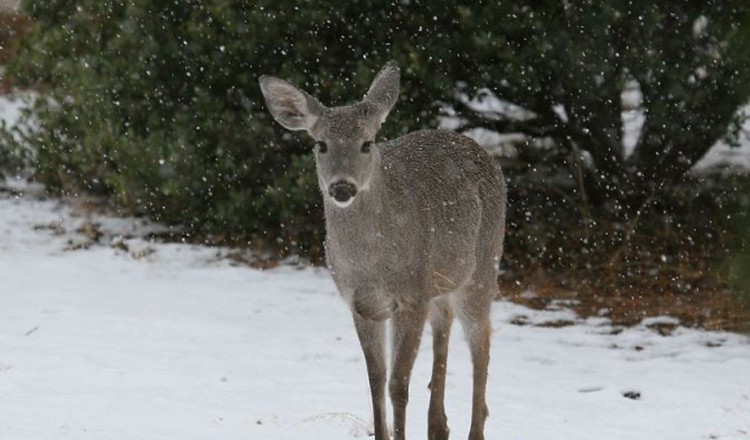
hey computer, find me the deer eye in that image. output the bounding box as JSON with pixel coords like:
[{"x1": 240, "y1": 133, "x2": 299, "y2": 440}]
[
  {"x1": 361, "y1": 141, "x2": 372, "y2": 153},
  {"x1": 315, "y1": 141, "x2": 328, "y2": 153}
]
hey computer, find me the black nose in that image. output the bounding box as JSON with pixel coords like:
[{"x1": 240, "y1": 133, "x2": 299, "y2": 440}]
[{"x1": 328, "y1": 181, "x2": 357, "y2": 203}]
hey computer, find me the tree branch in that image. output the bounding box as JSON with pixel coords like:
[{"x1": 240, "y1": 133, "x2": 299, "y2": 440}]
[{"x1": 450, "y1": 97, "x2": 565, "y2": 138}]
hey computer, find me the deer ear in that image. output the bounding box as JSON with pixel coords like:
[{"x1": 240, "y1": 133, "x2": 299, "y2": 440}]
[
  {"x1": 363, "y1": 60, "x2": 400, "y2": 124},
  {"x1": 259, "y1": 76, "x2": 325, "y2": 132}
]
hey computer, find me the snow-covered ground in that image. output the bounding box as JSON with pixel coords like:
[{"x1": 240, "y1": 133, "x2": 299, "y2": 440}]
[
  {"x1": 1, "y1": 183, "x2": 749, "y2": 440},
  {"x1": 0, "y1": 89, "x2": 749, "y2": 439}
]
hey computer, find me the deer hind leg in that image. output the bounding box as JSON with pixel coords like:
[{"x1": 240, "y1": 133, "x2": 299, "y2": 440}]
[
  {"x1": 455, "y1": 283, "x2": 493, "y2": 440},
  {"x1": 389, "y1": 304, "x2": 428, "y2": 440},
  {"x1": 353, "y1": 312, "x2": 389, "y2": 440},
  {"x1": 428, "y1": 297, "x2": 453, "y2": 440}
]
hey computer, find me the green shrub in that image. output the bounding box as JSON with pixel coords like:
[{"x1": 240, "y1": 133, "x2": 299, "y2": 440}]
[
  {"x1": 9, "y1": 0, "x2": 750, "y2": 267},
  {"x1": 732, "y1": 247, "x2": 750, "y2": 303},
  {"x1": 8, "y1": 0, "x2": 480, "y2": 257},
  {"x1": 729, "y1": 183, "x2": 750, "y2": 302},
  {"x1": 0, "y1": 11, "x2": 30, "y2": 178}
]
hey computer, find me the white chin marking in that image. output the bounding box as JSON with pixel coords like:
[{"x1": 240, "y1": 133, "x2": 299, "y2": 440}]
[{"x1": 332, "y1": 197, "x2": 355, "y2": 208}]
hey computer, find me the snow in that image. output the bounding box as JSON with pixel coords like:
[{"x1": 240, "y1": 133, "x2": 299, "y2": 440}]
[
  {"x1": 0, "y1": 83, "x2": 748, "y2": 439},
  {"x1": 1, "y1": 184, "x2": 749, "y2": 440},
  {"x1": 0, "y1": 93, "x2": 27, "y2": 127},
  {"x1": 439, "y1": 85, "x2": 750, "y2": 175},
  {"x1": 693, "y1": 105, "x2": 750, "y2": 173}
]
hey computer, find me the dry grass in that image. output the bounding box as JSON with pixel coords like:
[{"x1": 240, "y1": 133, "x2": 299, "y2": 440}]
[{"x1": 500, "y1": 271, "x2": 750, "y2": 333}]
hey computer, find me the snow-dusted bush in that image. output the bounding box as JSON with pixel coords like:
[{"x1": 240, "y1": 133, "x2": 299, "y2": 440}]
[
  {"x1": 7, "y1": 1, "x2": 750, "y2": 272},
  {"x1": 9, "y1": 1, "x2": 338, "y2": 255}
]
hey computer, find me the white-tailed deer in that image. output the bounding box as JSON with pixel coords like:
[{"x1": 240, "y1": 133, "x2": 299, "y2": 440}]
[{"x1": 259, "y1": 61, "x2": 506, "y2": 440}]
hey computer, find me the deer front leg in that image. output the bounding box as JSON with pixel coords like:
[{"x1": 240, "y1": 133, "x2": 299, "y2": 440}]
[
  {"x1": 353, "y1": 312, "x2": 389, "y2": 440},
  {"x1": 390, "y1": 304, "x2": 428, "y2": 440}
]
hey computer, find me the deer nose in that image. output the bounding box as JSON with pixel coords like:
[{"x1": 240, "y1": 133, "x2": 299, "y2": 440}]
[{"x1": 328, "y1": 181, "x2": 357, "y2": 204}]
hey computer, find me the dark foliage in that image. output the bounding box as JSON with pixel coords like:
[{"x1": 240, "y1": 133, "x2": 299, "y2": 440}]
[
  {"x1": 729, "y1": 181, "x2": 750, "y2": 302},
  {"x1": 0, "y1": 11, "x2": 30, "y2": 177},
  {"x1": 6, "y1": 1, "x2": 750, "y2": 273}
]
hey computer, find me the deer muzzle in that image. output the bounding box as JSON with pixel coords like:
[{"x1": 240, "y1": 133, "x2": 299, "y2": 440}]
[{"x1": 328, "y1": 181, "x2": 357, "y2": 205}]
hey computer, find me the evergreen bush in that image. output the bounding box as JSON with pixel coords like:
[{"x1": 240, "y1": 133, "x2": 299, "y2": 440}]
[
  {"x1": 0, "y1": 11, "x2": 30, "y2": 178},
  {"x1": 8, "y1": 0, "x2": 750, "y2": 269},
  {"x1": 8, "y1": 0, "x2": 470, "y2": 256}
]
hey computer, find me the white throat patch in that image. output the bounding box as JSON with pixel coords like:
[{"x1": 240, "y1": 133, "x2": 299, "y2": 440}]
[{"x1": 332, "y1": 197, "x2": 355, "y2": 208}]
